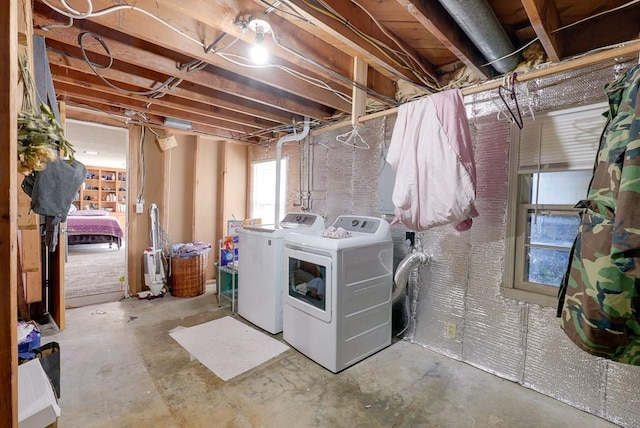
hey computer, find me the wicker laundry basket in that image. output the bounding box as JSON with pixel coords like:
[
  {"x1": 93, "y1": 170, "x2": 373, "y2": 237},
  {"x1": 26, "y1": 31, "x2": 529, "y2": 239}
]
[{"x1": 170, "y1": 252, "x2": 208, "y2": 297}]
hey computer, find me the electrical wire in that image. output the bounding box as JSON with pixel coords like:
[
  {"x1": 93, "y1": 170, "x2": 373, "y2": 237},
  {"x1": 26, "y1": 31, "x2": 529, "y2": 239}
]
[
  {"x1": 40, "y1": 0, "x2": 93, "y2": 18},
  {"x1": 40, "y1": 16, "x2": 74, "y2": 31},
  {"x1": 247, "y1": 119, "x2": 322, "y2": 138},
  {"x1": 78, "y1": 32, "x2": 180, "y2": 97},
  {"x1": 482, "y1": 37, "x2": 541, "y2": 68},
  {"x1": 258, "y1": 0, "x2": 312, "y2": 23},
  {"x1": 296, "y1": 0, "x2": 439, "y2": 89},
  {"x1": 482, "y1": 0, "x2": 640, "y2": 68},
  {"x1": 145, "y1": 127, "x2": 166, "y2": 138},
  {"x1": 283, "y1": 68, "x2": 353, "y2": 105},
  {"x1": 249, "y1": 120, "x2": 322, "y2": 143},
  {"x1": 41, "y1": 0, "x2": 640, "y2": 118},
  {"x1": 40, "y1": 0, "x2": 207, "y2": 48},
  {"x1": 40, "y1": 0, "x2": 422, "y2": 129},
  {"x1": 261, "y1": 0, "x2": 418, "y2": 101},
  {"x1": 215, "y1": 51, "x2": 354, "y2": 105},
  {"x1": 268, "y1": 31, "x2": 398, "y2": 106},
  {"x1": 64, "y1": 102, "x2": 138, "y2": 123},
  {"x1": 42, "y1": 0, "x2": 369, "y2": 113},
  {"x1": 349, "y1": 0, "x2": 440, "y2": 86},
  {"x1": 178, "y1": 34, "x2": 239, "y2": 72},
  {"x1": 551, "y1": 0, "x2": 640, "y2": 34}
]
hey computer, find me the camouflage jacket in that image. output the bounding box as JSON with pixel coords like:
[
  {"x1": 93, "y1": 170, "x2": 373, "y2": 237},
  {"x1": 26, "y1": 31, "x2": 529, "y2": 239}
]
[{"x1": 558, "y1": 63, "x2": 640, "y2": 364}]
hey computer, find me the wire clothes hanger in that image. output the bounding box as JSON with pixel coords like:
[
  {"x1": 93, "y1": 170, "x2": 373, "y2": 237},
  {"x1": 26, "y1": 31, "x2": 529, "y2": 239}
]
[
  {"x1": 336, "y1": 124, "x2": 370, "y2": 149},
  {"x1": 498, "y1": 73, "x2": 524, "y2": 129}
]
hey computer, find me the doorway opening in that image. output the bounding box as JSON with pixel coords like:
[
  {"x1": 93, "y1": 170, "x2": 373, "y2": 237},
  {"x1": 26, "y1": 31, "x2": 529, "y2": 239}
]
[{"x1": 64, "y1": 120, "x2": 128, "y2": 308}]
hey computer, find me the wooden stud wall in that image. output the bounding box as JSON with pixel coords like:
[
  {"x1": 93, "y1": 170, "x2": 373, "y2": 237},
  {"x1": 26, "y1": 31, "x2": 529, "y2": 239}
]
[{"x1": 1, "y1": 0, "x2": 19, "y2": 425}]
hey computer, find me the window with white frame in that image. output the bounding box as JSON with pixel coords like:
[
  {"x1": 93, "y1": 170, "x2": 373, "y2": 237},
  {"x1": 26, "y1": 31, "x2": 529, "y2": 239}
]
[
  {"x1": 504, "y1": 102, "x2": 608, "y2": 307},
  {"x1": 250, "y1": 158, "x2": 288, "y2": 225}
]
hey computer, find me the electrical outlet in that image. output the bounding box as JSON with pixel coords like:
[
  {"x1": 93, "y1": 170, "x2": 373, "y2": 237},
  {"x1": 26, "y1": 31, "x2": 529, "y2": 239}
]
[
  {"x1": 405, "y1": 231, "x2": 415, "y2": 247},
  {"x1": 445, "y1": 322, "x2": 457, "y2": 339}
]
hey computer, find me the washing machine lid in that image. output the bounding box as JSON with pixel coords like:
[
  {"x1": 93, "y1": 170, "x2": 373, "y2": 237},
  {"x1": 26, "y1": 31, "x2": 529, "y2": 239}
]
[{"x1": 240, "y1": 212, "x2": 324, "y2": 236}]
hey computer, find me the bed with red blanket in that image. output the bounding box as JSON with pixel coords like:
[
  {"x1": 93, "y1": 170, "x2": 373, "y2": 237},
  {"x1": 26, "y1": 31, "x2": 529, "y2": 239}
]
[{"x1": 66, "y1": 210, "x2": 124, "y2": 249}]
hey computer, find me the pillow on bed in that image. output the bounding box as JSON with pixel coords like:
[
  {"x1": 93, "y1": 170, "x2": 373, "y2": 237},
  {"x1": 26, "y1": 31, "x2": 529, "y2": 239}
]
[
  {"x1": 69, "y1": 209, "x2": 109, "y2": 216},
  {"x1": 68, "y1": 204, "x2": 78, "y2": 215}
]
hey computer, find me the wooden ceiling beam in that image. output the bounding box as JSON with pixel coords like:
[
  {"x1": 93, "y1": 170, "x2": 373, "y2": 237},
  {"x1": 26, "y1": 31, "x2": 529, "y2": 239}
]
[
  {"x1": 61, "y1": 98, "x2": 255, "y2": 141},
  {"x1": 560, "y1": 8, "x2": 640, "y2": 58},
  {"x1": 64, "y1": 104, "x2": 131, "y2": 128},
  {"x1": 46, "y1": 41, "x2": 300, "y2": 125},
  {"x1": 33, "y1": 7, "x2": 333, "y2": 120},
  {"x1": 53, "y1": 80, "x2": 267, "y2": 135},
  {"x1": 60, "y1": 92, "x2": 267, "y2": 142},
  {"x1": 153, "y1": 0, "x2": 397, "y2": 102},
  {"x1": 34, "y1": 0, "x2": 352, "y2": 113},
  {"x1": 520, "y1": 0, "x2": 562, "y2": 62},
  {"x1": 283, "y1": 0, "x2": 438, "y2": 86},
  {"x1": 394, "y1": 0, "x2": 492, "y2": 79},
  {"x1": 50, "y1": 61, "x2": 281, "y2": 128}
]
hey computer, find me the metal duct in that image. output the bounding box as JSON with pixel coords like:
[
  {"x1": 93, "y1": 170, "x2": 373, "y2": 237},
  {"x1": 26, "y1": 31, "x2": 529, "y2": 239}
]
[
  {"x1": 437, "y1": 0, "x2": 519, "y2": 74},
  {"x1": 392, "y1": 251, "x2": 429, "y2": 336},
  {"x1": 393, "y1": 251, "x2": 429, "y2": 304}
]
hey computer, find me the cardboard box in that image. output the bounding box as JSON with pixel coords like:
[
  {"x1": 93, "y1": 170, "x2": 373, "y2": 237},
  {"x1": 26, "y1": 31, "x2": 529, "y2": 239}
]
[
  {"x1": 18, "y1": 359, "x2": 60, "y2": 428},
  {"x1": 226, "y1": 220, "x2": 244, "y2": 236},
  {"x1": 226, "y1": 218, "x2": 262, "y2": 236}
]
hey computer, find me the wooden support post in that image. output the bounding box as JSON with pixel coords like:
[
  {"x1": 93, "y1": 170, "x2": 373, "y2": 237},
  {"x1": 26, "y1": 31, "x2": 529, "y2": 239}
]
[
  {"x1": 1, "y1": 0, "x2": 19, "y2": 425},
  {"x1": 351, "y1": 57, "x2": 368, "y2": 126},
  {"x1": 17, "y1": 189, "x2": 38, "y2": 229},
  {"x1": 246, "y1": 145, "x2": 254, "y2": 221},
  {"x1": 20, "y1": 229, "x2": 42, "y2": 303},
  {"x1": 127, "y1": 125, "x2": 142, "y2": 296},
  {"x1": 51, "y1": 100, "x2": 67, "y2": 330},
  {"x1": 192, "y1": 137, "x2": 200, "y2": 240},
  {"x1": 217, "y1": 142, "x2": 227, "y2": 241},
  {"x1": 162, "y1": 142, "x2": 171, "y2": 234},
  {"x1": 16, "y1": 231, "x2": 30, "y2": 321}
]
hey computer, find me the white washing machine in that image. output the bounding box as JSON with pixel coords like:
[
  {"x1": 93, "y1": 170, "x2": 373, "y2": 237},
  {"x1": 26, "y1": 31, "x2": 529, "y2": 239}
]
[
  {"x1": 283, "y1": 215, "x2": 393, "y2": 373},
  {"x1": 237, "y1": 213, "x2": 324, "y2": 334}
]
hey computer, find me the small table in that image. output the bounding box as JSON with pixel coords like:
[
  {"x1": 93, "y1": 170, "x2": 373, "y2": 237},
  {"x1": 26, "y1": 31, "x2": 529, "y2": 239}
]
[{"x1": 216, "y1": 262, "x2": 238, "y2": 313}]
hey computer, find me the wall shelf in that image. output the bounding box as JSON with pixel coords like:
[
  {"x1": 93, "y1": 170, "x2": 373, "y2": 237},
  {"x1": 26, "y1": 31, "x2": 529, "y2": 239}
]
[{"x1": 73, "y1": 166, "x2": 127, "y2": 232}]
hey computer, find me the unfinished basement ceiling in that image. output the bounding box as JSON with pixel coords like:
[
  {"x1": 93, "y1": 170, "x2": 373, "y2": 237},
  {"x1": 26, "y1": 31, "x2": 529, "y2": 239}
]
[{"x1": 33, "y1": 0, "x2": 640, "y2": 143}]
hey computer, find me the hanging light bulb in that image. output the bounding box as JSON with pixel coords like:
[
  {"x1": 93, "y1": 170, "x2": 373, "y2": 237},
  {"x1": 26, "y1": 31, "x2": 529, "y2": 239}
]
[
  {"x1": 250, "y1": 30, "x2": 269, "y2": 64},
  {"x1": 247, "y1": 18, "x2": 271, "y2": 65}
]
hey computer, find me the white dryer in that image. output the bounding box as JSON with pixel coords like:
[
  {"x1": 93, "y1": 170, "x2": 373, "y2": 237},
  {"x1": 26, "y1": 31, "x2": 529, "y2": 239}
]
[
  {"x1": 237, "y1": 213, "x2": 324, "y2": 334},
  {"x1": 283, "y1": 215, "x2": 393, "y2": 373}
]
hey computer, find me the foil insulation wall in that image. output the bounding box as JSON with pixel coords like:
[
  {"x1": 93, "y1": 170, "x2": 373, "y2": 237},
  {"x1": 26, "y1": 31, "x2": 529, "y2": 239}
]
[
  {"x1": 309, "y1": 120, "x2": 387, "y2": 222},
  {"x1": 250, "y1": 56, "x2": 640, "y2": 427}
]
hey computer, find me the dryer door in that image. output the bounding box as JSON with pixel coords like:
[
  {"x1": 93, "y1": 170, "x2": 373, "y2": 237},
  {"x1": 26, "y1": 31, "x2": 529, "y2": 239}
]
[{"x1": 284, "y1": 247, "x2": 332, "y2": 323}]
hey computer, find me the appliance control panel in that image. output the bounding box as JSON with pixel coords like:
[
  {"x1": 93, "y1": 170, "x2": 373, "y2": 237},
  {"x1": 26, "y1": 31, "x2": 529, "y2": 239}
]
[
  {"x1": 332, "y1": 216, "x2": 381, "y2": 234},
  {"x1": 280, "y1": 213, "x2": 324, "y2": 228}
]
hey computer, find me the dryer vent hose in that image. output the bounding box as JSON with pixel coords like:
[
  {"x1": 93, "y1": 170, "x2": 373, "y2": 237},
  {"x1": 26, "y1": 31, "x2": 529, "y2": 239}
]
[{"x1": 392, "y1": 251, "x2": 429, "y2": 305}]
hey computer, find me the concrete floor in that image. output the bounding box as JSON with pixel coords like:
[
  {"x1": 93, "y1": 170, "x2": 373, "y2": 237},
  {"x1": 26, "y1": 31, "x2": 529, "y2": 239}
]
[{"x1": 42, "y1": 286, "x2": 618, "y2": 428}]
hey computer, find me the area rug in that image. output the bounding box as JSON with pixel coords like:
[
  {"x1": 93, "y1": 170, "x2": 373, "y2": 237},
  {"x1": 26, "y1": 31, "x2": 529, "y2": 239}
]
[
  {"x1": 65, "y1": 243, "x2": 126, "y2": 297},
  {"x1": 169, "y1": 316, "x2": 289, "y2": 381}
]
